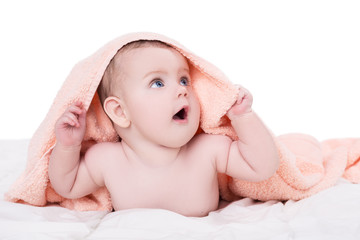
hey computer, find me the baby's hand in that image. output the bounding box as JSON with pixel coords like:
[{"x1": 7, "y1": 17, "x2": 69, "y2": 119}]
[
  {"x1": 55, "y1": 101, "x2": 86, "y2": 147},
  {"x1": 227, "y1": 86, "x2": 253, "y2": 119}
]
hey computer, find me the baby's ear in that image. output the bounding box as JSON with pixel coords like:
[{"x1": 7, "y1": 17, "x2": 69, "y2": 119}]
[{"x1": 103, "y1": 96, "x2": 130, "y2": 128}]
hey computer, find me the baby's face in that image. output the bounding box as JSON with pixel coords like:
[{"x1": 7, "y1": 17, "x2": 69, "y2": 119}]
[{"x1": 116, "y1": 46, "x2": 200, "y2": 148}]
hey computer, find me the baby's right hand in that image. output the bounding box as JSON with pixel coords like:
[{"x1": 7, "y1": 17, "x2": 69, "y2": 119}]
[{"x1": 55, "y1": 101, "x2": 86, "y2": 147}]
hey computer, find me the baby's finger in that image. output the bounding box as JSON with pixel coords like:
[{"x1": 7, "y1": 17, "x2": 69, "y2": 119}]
[
  {"x1": 63, "y1": 113, "x2": 80, "y2": 127},
  {"x1": 237, "y1": 90, "x2": 246, "y2": 103},
  {"x1": 59, "y1": 117, "x2": 76, "y2": 128},
  {"x1": 74, "y1": 101, "x2": 84, "y2": 108},
  {"x1": 73, "y1": 101, "x2": 85, "y2": 112},
  {"x1": 68, "y1": 105, "x2": 83, "y2": 116},
  {"x1": 77, "y1": 108, "x2": 86, "y2": 126}
]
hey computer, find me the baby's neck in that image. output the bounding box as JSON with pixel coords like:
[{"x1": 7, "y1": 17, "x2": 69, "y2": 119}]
[{"x1": 121, "y1": 140, "x2": 182, "y2": 168}]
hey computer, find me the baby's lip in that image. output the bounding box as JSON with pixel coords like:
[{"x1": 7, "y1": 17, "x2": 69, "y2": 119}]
[{"x1": 173, "y1": 105, "x2": 189, "y2": 122}]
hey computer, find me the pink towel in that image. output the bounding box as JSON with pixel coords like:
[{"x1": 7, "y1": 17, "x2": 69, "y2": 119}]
[{"x1": 5, "y1": 32, "x2": 360, "y2": 211}]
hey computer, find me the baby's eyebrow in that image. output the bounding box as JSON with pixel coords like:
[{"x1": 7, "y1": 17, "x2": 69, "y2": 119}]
[
  {"x1": 143, "y1": 68, "x2": 189, "y2": 79},
  {"x1": 143, "y1": 70, "x2": 166, "y2": 79},
  {"x1": 179, "y1": 68, "x2": 190, "y2": 74}
]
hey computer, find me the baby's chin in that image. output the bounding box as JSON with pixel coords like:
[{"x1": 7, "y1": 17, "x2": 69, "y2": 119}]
[{"x1": 167, "y1": 126, "x2": 199, "y2": 148}]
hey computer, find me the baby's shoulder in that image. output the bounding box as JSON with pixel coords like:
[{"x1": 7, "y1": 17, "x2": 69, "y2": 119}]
[
  {"x1": 87, "y1": 141, "x2": 122, "y2": 153},
  {"x1": 190, "y1": 133, "x2": 233, "y2": 152},
  {"x1": 186, "y1": 134, "x2": 233, "y2": 168},
  {"x1": 84, "y1": 141, "x2": 124, "y2": 163},
  {"x1": 81, "y1": 141, "x2": 125, "y2": 187}
]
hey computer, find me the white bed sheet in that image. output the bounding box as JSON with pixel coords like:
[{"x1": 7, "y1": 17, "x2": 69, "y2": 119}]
[{"x1": 1, "y1": 140, "x2": 359, "y2": 240}]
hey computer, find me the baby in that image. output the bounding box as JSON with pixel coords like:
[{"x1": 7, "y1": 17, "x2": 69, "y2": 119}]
[{"x1": 49, "y1": 40, "x2": 279, "y2": 217}]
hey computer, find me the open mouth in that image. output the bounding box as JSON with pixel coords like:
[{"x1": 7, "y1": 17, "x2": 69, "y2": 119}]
[{"x1": 173, "y1": 106, "x2": 188, "y2": 121}]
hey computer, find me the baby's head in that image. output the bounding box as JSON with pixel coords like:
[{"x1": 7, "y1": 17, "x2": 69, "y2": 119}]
[
  {"x1": 98, "y1": 40, "x2": 201, "y2": 148},
  {"x1": 98, "y1": 40, "x2": 169, "y2": 105}
]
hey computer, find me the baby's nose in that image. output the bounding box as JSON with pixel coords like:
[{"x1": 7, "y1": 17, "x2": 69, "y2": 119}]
[{"x1": 177, "y1": 86, "x2": 188, "y2": 98}]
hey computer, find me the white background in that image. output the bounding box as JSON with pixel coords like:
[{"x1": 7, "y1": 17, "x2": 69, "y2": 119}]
[{"x1": 0, "y1": 0, "x2": 359, "y2": 140}]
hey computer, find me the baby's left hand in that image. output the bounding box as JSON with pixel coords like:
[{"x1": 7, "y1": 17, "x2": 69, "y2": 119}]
[{"x1": 226, "y1": 86, "x2": 253, "y2": 119}]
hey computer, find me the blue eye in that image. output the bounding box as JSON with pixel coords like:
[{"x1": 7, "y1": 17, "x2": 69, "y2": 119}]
[
  {"x1": 150, "y1": 80, "x2": 164, "y2": 88},
  {"x1": 180, "y1": 77, "x2": 189, "y2": 86}
]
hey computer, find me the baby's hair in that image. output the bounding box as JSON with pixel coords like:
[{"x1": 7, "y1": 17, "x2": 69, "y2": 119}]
[{"x1": 98, "y1": 40, "x2": 173, "y2": 105}]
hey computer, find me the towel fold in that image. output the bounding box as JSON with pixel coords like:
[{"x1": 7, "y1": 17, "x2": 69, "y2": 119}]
[{"x1": 5, "y1": 32, "x2": 360, "y2": 211}]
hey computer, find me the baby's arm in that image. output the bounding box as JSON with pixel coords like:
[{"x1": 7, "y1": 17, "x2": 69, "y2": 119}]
[
  {"x1": 217, "y1": 87, "x2": 279, "y2": 182},
  {"x1": 48, "y1": 102, "x2": 103, "y2": 199}
]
